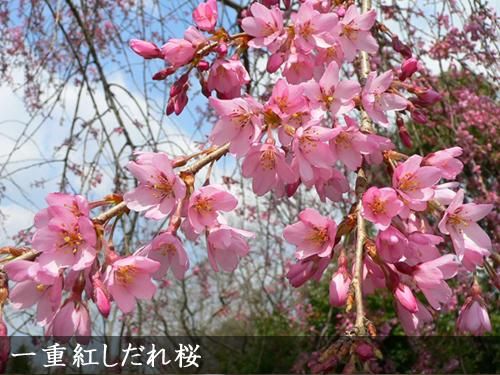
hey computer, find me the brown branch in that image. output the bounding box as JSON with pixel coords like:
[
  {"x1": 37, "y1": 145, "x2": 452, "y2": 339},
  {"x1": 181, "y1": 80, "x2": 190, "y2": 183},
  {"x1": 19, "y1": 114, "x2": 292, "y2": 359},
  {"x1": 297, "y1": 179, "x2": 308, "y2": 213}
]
[{"x1": 349, "y1": 0, "x2": 374, "y2": 336}]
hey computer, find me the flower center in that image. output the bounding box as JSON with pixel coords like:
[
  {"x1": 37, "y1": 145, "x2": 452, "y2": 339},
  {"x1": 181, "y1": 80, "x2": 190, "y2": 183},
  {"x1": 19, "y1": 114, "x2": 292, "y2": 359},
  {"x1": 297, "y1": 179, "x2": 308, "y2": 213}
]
[
  {"x1": 310, "y1": 226, "x2": 329, "y2": 245},
  {"x1": 398, "y1": 174, "x2": 420, "y2": 192},
  {"x1": 448, "y1": 213, "x2": 468, "y2": 227},
  {"x1": 116, "y1": 265, "x2": 137, "y2": 285},
  {"x1": 299, "y1": 21, "x2": 314, "y2": 38},
  {"x1": 152, "y1": 175, "x2": 174, "y2": 198},
  {"x1": 160, "y1": 243, "x2": 177, "y2": 256},
  {"x1": 370, "y1": 198, "x2": 386, "y2": 214},
  {"x1": 335, "y1": 132, "x2": 351, "y2": 148},
  {"x1": 60, "y1": 227, "x2": 83, "y2": 254},
  {"x1": 260, "y1": 149, "x2": 277, "y2": 170},
  {"x1": 195, "y1": 197, "x2": 213, "y2": 214},
  {"x1": 342, "y1": 23, "x2": 359, "y2": 40}
]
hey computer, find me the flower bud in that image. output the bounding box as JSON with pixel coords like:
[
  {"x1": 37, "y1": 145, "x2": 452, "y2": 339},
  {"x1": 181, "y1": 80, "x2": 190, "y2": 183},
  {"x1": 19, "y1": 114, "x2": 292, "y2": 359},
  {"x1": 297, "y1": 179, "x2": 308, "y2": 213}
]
[
  {"x1": 399, "y1": 57, "x2": 418, "y2": 81},
  {"x1": 152, "y1": 67, "x2": 176, "y2": 81},
  {"x1": 92, "y1": 278, "x2": 111, "y2": 318},
  {"x1": 197, "y1": 60, "x2": 210, "y2": 71},
  {"x1": 129, "y1": 39, "x2": 163, "y2": 59},
  {"x1": 411, "y1": 109, "x2": 428, "y2": 124},
  {"x1": 392, "y1": 36, "x2": 412, "y2": 58},
  {"x1": 397, "y1": 117, "x2": 413, "y2": 148},
  {"x1": 267, "y1": 52, "x2": 285, "y2": 73},
  {"x1": 416, "y1": 89, "x2": 442, "y2": 105}
]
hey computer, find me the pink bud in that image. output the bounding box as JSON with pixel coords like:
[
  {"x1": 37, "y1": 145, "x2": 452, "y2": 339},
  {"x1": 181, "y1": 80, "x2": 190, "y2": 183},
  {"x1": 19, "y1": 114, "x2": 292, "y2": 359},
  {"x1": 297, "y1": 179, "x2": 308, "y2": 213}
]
[
  {"x1": 394, "y1": 283, "x2": 418, "y2": 313},
  {"x1": 397, "y1": 117, "x2": 413, "y2": 148},
  {"x1": 329, "y1": 268, "x2": 351, "y2": 307},
  {"x1": 416, "y1": 89, "x2": 442, "y2": 105},
  {"x1": 285, "y1": 180, "x2": 301, "y2": 197},
  {"x1": 170, "y1": 74, "x2": 189, "y2": 97},
  {"x1": 216, "y1": 42, "x2": 228, "y2": 56},
  {"x1": 411, "y1": 109, "x2": 428, "y2": 124},
  {"x1": 152, "y1": 67, "x2": 176, "y2": 80},
  {"x1": 174, "y1": 90, "x2": 189, "y2": 115},
  {"x1": 197, "y1": 60, "x2": 210, "y2": 71},
  {"x1": 267, "y1": 52, "x2": 285, "y2": 73},
  {"x1": 192, "y1": 0, "x2": 218, "y2": 32},
  {"x1": 399, "y1": 58, "x2": 418, "y2": 81},
  {"x1": 336, "y1": 6, "x2": 346, "y2": 17},
  {"x1": 129, "y1": 39, "x2": 163, "y2": 59},
  {"x1": 392, "y1": 36, "x2": 412, "y2": 58}
]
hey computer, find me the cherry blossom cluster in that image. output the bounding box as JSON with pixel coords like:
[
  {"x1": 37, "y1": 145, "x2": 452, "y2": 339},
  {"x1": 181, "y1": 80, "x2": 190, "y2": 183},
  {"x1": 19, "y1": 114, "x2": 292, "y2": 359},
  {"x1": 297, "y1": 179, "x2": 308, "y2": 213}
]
[
  {"x1": 4, "y1": 151, "x2": 253, "y2": 339},
  {"x1": 284, "y1": 148, "x2": 493, "y2": 335},
  {"x1": 2, "y1": 0, "x2": 495, "y2": 341}
]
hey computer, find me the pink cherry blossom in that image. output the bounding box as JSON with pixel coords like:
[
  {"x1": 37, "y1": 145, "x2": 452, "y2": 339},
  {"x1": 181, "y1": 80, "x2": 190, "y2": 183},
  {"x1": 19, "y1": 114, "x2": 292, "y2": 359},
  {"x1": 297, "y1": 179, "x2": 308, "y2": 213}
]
[
  {"x1": 292, "y1": 3, "x2": 338, "y2": 53},
  {"x1": 267, "y1": 79, "x2": 307, "y2": 116},
  {"x1": 396, "y1": 299, "x2": 433, "y2": 335},
  {"x1": 404, "y1": 232, "x2": 443, "y2": 265},
  {"x1": 129, "y1": 39, "x2": 163, "y2": 59},
  {"x1": 413, "y1": 254, "x2": 459, "y2": 309},
  {"x1": 392, "y1": 155, "x2": 442, "y2": 213},
  {"x1": 184, "y1": 26, "x2": 208, "y2": 48},
  {"x1": 329, "y1": 254, "x2": 351, "y2": 307},
  {"x1": 207, "y1": 58, "x2": 250, "y2": 99},
  {"x1": 145, "y1": 231, "x2": 190, "y2": 280},
  {"x1": 362, "y1": 187, "x2": 403, "y2": 230},
  {"x1": 286, "y1": 255, "x2": 330, "y2": 288},
  {"x1": 423, "y1": 147, "x2": 463, "y2": 180},
  {"x1": 105, "y1": 255, "x2": 160, "y2": 313},
  {"x1": 242, "y1": 142, "x2": 297, "y2": 195},
  {"x1": 187, "y1": 184, "x2": 238, "y2": 233},
  {"x1": 316, "y1": 41, "x2": 345, "y2": 69},
  {"x1": 161, "y1": 39, "x2": 196, "y2": 67},
  {"x1": 34, "y1": 192, "x2": 90, "y2": 228},
  {"x1": 283, "y1": 208, "x2": 337, "y2": 260},
  {"x1": 394, "y1": 283, "x2": 418, "y2": 313},
  {"x1": 32, "y1": 208, "x2": 97, "y2": 271},
  {"x1": 91, "y1": 275, "x2": 111, "y2": 318},
  {"x1": 124, "y1": 152, "x2": 186, "y2": 220},
  {"x1": 291, "y1": 124, "x2": 335, "y2": 183},
  {"x1": 328, "y1": 117, "x2": 375, "y2": 170},
  {"x1": 192, "y1": 0, "x2": 218, "y2": 32},
  {"x1": 362, "y1": 70, "x2": 408, "y2": 126},
  {"x1": 438, "y1": 189, "x2": 493, "y2": 270},
  {"x1": 433, "y1": 182, "x2": 460, "y2": 205},
  {"x1": 48, "y1": 300, "x2": 91, "y2": 342},
  {"x1": 362, "y1": 256, "x2": 386, "y2": 295},
  {"x1": 282, "y1": 53, "x2": 315, "y2": 84},
  {"x1": 333, "y1": 4, "x2": 378, "y2": 61},
  {"x1": 457, "y1": 294, "x2": 492, "y2": 335},
  {"x1": 304, "y1": 61, "x2": 360, "y2": 116},
  {"x1": 207, "y1": 225, "x2": 253, "y2": 272},
  {"x1": 209, "y1": 96, "x2": 262, "y2": 156},
  {"x1": 241, "y1": 2, "x2": 284, "y2": 49},
  {"x1": 399, "y1": 57, "x2": 418, "y2": 81},
  {"x1": 313, "y1": 167, "x2": 349, "y2": 202},
  {"x1": 376, "y1": 226, "x2": 407, "y2": 263},
  {"x1": 4, "y1": 260, "x2": 62, "y2": 326}
]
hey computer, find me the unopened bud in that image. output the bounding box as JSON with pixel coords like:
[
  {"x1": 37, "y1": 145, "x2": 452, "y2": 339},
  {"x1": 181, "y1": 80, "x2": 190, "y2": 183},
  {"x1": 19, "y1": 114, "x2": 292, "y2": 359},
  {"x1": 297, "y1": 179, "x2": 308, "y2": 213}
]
[
  {"x1": 129, "y1": 39, "x2": 163, "y2": 59},
  {"x1": 411, "y1": 109, "x2": 428, "y2": 124},
  {"x1": 416, "y1": 89, "x2": 442, "y2": 105},
  {"x1": 152, "y1": 67, "x2": 176, "y2": 80},
  {"x1": 92, "y1": 277, "x2": 111, "y2": 318},
  {"x1": 399, "y1": 57, "x2": 418, "y2": 81},
  {"x1": 197, "y1": 60, "x2": 210, "y2": 71},
  {"x1": 391, "y1": 36, "x2": 412, "y2": 58},
  {"x1": 267, "y1": 52, "x2": 285, "y2": 73}
]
